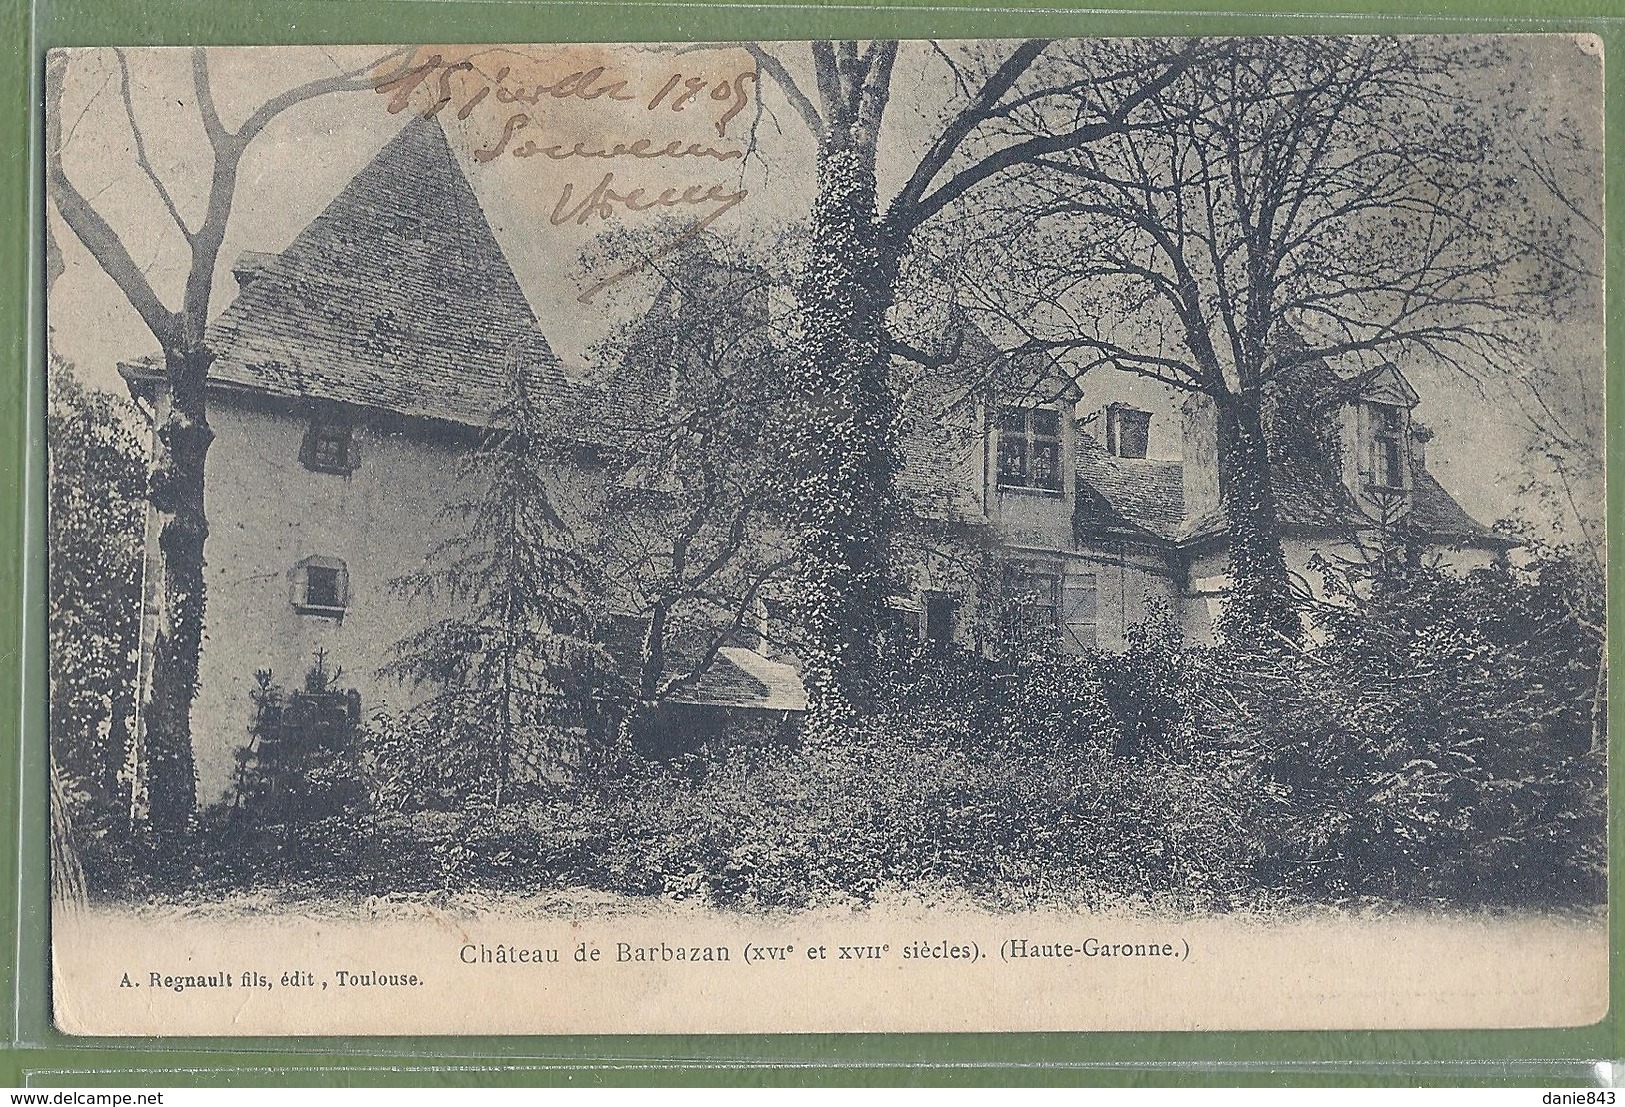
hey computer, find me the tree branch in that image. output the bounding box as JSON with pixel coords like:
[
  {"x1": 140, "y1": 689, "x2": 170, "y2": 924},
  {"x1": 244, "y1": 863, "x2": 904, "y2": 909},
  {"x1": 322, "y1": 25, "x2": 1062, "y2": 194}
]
[
  {"x1": 891, "y1": 42, "x2": 1200, "y2": 236},
  {"x1": 743, "y1": 43, "x2": 825, "y2": 140},
  {"x1": 232, "y1": 46, "x2": 410, "y2": 145},
  {"x1": 46, "y1": 54, "x2": 179, "y2": 345},
  {"x1": 116, "y1": 49, "x2": 195, "y2": 243},
  {"x1": 886, "y1": 39, "x2": 1049, "y2": 231}
]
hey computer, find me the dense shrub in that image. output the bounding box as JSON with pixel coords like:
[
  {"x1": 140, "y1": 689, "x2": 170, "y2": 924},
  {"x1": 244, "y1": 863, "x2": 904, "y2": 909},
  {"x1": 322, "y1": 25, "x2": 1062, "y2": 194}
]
[
  {"x1": 47, "y1": 359, "x2": 148, "y2": 893},
  {"x1": 1229, "y1": 553, "x2": 1608, "y2": 907},
  {"x1": 162, "y1": 550, "x2": 1603, "y2": 914},
  {"x1": 335, "y1": 734, "x2": 1256, "y2": 912}
]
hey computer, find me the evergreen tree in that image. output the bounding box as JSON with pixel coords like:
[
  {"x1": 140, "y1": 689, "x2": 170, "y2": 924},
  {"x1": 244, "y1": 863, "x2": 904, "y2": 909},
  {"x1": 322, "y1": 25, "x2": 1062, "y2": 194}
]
[{"x1": 385, "y1": 363, "x2": 622, "y2": 805}]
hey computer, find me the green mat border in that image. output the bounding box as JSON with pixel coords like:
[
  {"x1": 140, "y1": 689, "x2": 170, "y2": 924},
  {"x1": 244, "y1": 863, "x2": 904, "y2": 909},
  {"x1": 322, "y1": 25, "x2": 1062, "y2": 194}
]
[{"x1": 4, "y1": 0, "x2": 1620, "y2": 1085}]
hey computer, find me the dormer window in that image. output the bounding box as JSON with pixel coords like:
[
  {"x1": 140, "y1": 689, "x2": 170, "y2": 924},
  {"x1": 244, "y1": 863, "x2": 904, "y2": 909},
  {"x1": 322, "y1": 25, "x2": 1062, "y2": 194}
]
[
  {"x1": 301, "y1": 417, "x2": 354, "y2": 474},
  {"x1": 1104, "y1": 404, "x2": 1151, "y2": 459},
  {"x1": 997, "y1": 406, "x2": 1062, "y2": 492},
  {"x1": 1369, "y1": 403, "x2": 1407, "y2": 490},
  {"x1": 1347, "y1": 364, "x2": 1421, "y2": 498}
]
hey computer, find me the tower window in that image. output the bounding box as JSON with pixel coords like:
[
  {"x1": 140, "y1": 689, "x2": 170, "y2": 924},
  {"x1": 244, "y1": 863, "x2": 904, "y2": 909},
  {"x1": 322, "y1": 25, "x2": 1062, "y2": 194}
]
[
  {"x1": 301, "y1": 417, "x2": 355, "y2": 474},
  {"x1": 291, "y1": 557, "x2": 349, "y2": 616}
]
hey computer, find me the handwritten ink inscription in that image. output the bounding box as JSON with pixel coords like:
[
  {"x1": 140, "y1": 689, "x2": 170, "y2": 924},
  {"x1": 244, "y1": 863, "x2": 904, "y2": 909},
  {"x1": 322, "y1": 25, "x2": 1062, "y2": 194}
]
[{"x1": 372, "y1": 50, "x2": 755, "y2": 299}]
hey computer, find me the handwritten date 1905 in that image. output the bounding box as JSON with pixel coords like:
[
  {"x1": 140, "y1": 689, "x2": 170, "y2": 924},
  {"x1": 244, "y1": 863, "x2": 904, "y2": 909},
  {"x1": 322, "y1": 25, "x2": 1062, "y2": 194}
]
[{"x1": 375, "y1": 55, "x2": 757, "y2": 138}]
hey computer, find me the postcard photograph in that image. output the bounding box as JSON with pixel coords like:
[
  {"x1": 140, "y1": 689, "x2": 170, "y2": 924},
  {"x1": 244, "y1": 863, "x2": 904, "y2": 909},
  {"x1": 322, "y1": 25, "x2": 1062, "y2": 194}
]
[{"x1": 43, "y1": 36, "x2": 1607, "y2": 1035}]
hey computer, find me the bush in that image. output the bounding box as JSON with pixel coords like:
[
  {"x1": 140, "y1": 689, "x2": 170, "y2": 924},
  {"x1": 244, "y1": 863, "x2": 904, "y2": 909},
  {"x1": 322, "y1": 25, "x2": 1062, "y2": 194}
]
[
  {"x1": 1208, "y1": 552, "x2": 1607, "y2": 907},
  {"x1": 163, "y1": 551, "x2": 1604, "y2": 914},
  {"x1": 506, "y1": 732, "x2": 1257, "y2": 911}
]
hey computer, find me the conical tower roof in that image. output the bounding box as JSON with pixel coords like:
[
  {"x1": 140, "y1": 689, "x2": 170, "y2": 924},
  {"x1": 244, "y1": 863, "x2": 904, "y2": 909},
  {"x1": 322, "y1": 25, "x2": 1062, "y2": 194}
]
[{"x1": 204, "y1": 114, "x2": 571, "y2": 427}]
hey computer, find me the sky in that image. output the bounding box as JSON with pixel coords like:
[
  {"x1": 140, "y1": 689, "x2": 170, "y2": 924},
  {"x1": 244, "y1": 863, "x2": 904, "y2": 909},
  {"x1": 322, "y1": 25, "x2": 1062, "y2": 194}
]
[{"x1": 46, "y1": 37, "x2": 1606, "y2": 537}]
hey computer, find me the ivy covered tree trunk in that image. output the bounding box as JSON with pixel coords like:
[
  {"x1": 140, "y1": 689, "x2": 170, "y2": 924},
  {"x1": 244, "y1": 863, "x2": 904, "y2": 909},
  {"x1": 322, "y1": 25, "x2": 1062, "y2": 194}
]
[
  {"x1": 789, "y1": 141, "x2": 902, "y2": 739},
  {"x1": 1214, "y1": 391, "x2": 1300, "y2": 645},
  {"x1": 47, "y1": 47, "x2": 407, "y2": 868},
  {"x1": 748, "y1": 39, "x2": 1191, "y2": 733},
  {"x1": 140, "y1": 346, "x2": 214, "y2": 844}
]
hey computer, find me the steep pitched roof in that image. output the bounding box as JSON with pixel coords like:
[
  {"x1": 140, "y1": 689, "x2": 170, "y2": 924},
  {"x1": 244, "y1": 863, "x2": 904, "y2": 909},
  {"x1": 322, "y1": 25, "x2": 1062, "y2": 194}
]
[
  {"x1": 1073, "y1": 434, "x2": 1184, "y2": 541},
  {"x1": 186, "y1": 115, "x2": 586, "y2": 429},
  {"x1": 1174, "y1": 458, "x2": 1504, "y2": 547},
  {"x1": 1408, "y1": 469, "x2": 1507, "y2": 542}
]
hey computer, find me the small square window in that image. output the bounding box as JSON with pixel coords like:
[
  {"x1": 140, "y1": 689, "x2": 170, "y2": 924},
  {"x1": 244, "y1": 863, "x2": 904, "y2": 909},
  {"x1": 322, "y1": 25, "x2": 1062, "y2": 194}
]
[
  {"x1": 301, "y1": 419, "x2": 354, "y2": 474},
  {"x1": 291, "y1": 557, "x2": 348, "y2": 616},
  {"x1": 305, "y1": 566, "x2": 342, "y2": 609},
  {"x1": 1109, "y1": 407, "x2": 1151, "y2": 459}
]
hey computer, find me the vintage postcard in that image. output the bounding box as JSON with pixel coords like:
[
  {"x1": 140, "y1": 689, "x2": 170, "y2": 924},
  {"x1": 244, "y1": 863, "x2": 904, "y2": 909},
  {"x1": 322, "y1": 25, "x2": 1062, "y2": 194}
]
[{"x1": 44, "y1": 37, "x2": 1606, "y2": 1035}]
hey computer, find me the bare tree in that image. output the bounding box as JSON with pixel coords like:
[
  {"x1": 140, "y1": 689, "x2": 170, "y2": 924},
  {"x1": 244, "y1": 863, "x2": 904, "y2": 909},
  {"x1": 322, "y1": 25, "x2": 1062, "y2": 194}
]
[
  {"x1": 1501, "y1": 110, "x2": 1606, "y2": 755},
  {"x1": 1505, "y1": 103, "x2": 1605, "y2": 565},
  {"x1": 46, "y1": 47, "x2": 405, "y2": 851},
  {"x1": 588, "y1": 232, "x2": 798, "y2": 743},
  {"x1": 969, "y1": 37, "x2": 1568, "y2": 641},
  {"x1": 745, "y1": 38, "x2": 1200, "y2": 733}
]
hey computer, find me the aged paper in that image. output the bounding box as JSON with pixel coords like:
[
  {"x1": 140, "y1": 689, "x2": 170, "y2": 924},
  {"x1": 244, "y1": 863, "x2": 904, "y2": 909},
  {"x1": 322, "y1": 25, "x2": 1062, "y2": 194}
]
[
  {"x1": 45, "y1": 38, "x2": 1606, "y2": 1035},
  {"x1": 52, "y1": 905, "x2": 1608, "y2": 1035}
]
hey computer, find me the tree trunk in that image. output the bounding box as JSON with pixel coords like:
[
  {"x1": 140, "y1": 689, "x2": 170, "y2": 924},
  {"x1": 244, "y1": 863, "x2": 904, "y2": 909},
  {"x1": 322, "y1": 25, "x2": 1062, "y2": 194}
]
[
  {"x1": 618, "y1": 601, "x2": 671, "y2": 753},
  {"x1": 790, "y1": 139, "x2": 901, "y2": 740},
  {"x1": 140, "y1": 347, "x2": 214, "y2": 849},
  {"x1": 104, "y1": 683, "x2": 134, "y2": 813},
  {"x1": 1214, "y1": 391, "x2": 1300, "y2": 645}
]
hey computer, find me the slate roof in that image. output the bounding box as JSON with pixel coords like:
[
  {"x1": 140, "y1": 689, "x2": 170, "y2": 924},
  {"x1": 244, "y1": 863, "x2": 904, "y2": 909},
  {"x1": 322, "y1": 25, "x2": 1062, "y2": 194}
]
[
  {"x1": 1073, "y1": 433, "x2": 1184, "y2": 541},
  {"x1": 666, "y1": 647, "x2": 809, "y2": 712},
  {"x1": 1064, "y1": 339, "x2": 1502, "y2": 548},
  {"x1": 129, "y1": 115, "x2": 593, "y2": 433},
  {"x1": 889, "y1": 321, "x2": 1497, "y2": 549},
  {"x1": 1409, "y1": 468, "x2": 1507, "y2": 541},
  {"x1": 1174, "y1": 453, "x2": 1365, "y2": 545},
  {"x1": 132, "y1": 112, "x2": 1497, "y2": 562},
  {"x1": 1172, "y1": 464, "x2": 1506, "y2": 546}
]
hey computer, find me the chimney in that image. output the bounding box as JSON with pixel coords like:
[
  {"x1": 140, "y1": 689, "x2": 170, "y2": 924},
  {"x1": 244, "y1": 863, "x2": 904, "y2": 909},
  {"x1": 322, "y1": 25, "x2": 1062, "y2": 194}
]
[
  {"x1": 1410, "y1": 422, "x2": 1433, "y2": 470},
  {"x1": 1104, "y1": 403, "x2": 1151, "y2": 459}
]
